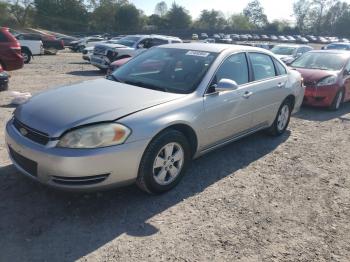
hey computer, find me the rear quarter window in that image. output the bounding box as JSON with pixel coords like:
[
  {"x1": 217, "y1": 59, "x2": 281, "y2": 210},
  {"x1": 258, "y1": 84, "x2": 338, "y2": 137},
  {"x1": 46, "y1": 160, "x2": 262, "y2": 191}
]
[{"x1": 273, "y1": 58, "x2": 287, "y2": 75}]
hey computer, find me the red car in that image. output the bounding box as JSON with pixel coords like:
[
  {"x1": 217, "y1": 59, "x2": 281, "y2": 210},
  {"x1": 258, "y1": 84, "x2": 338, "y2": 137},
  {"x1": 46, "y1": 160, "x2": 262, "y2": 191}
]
[
  {"x1": 107, "y1": 57, "x2": 132, "y2": 75},
  {"x1": 0, "y1": 64, "x2": 9, "y2": 91},
  {"x1": 0, "y1": 27, "x2": 23, "y2": 71},
  {"x1": 290, "y1": 50, "x2": 350, "y2": 110}
]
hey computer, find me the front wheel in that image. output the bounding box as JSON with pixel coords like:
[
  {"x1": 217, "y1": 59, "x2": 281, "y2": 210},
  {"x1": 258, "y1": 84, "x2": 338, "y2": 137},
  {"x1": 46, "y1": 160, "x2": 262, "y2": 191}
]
[
  {"x1": 136, "y1": 130, "x2": 191, "y2": 194},
  {"x1": 267, "y1": 100, "x2": 292, "y2": 136},
  {"x1": 22, "y1": 49, "x2": 31, "y2": 64},
  {"x1": 330, "y1": 90, "x2": 343, "y2": 111}
]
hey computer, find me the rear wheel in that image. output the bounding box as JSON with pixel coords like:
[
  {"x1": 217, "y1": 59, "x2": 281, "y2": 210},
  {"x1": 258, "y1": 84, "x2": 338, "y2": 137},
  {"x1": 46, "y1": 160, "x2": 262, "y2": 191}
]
[
  {"x1": 137, "y1": 130, "x2": 191, "y2": 194},
  {"x1": 267, "y1": 100, "x2": 292, "y2": 136},
  {"x1": 330, "y1": 89, "x2": 344, "y2": 111},
  {"x1": 22, "y1": 49, "x2": 31, "y2": 64}
]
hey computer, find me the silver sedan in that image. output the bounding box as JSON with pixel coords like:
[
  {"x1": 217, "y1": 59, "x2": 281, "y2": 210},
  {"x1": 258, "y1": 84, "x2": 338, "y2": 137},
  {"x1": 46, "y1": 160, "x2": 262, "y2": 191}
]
[{"x1": 5, "y1": 43, "x2": 304, "y2": 194}]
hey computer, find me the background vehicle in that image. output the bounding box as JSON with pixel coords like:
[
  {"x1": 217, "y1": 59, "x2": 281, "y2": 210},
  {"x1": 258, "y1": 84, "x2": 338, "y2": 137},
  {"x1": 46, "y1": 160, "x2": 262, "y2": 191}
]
[
  {"x1": 192, "y1": 34, "x2": 199, "y2": 40},
  {"x1": 69, "y1": 36, "x2": 105, "y2": 52},
  {"x1": 57, "y1": 36, "x2": 78, "y2": 47},
  {"x1": 0, "y1": 64, "x2": 9, "y2": 91},
  {"x1": 15, "y1": 36, "x2": 44, "y2": 64},
  {"x1": 6, "y1": 44, "x2": 304, "y2": 194},
  {"x1": 15, "y1": 33, "x2": 64, "y2": 55},
  {"x1": 107, "y1": 56, "x2": 131, "y2": 75},
  {"x1": 82, "y1": 47, "x2": 94, "y2": 61},
  {"x1": 90, "y1": 35, "x2": 182, "y2": 71},
  {"x1": 322, "y1": 42, "x2": 350, "y2": 51},
  {"x1": 0, "y1": 27, "x2": 23, "y2": 71},
  {"x1": 290, "y1": 50, "x2": 350, "y2": 110},
  {"x1": 271, "y1": 44, "x2": 313, "y2": 64}
]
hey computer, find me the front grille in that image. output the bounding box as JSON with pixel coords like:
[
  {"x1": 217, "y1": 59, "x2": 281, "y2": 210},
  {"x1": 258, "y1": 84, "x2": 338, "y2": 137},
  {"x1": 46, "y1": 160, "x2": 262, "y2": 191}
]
[
  {"x1": 304, "y1": 81, "x2": 317, "y2": 87},
  {"x1": 13, "y1": 119, "x2": 50, "y2": 145},
  {"x1": 52, "y1": 174, "x2": 110, "y2": 186},
  {"x1": 93, "y1": 46, "x2": 106, "y2": 55},
  {"x1": 9, "y1": 147, "x2": 38, "y2": 177}
]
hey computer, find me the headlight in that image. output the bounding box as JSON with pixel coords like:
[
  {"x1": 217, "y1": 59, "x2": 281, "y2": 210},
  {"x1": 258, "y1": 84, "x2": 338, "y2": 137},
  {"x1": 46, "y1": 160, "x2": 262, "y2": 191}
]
[
  {"x1": 57, "y1": 123, "x2": 131, "y2": 148},
  {"x1": 317, "y1": 76, "x2": 337, "y2": 86}
]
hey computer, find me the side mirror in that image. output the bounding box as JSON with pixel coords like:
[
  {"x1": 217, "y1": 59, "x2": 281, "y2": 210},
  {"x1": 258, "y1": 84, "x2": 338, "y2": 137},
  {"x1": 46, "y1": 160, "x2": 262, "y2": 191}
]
[{"x1": 215, "y1": 79, "x2": 239, "y2": 92}]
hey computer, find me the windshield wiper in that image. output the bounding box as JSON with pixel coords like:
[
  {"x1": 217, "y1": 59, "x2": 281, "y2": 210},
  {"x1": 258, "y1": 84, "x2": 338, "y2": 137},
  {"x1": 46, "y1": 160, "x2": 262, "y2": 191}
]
[{"x1": 124, "y1": 80, "x2": 169, "y2": 92}]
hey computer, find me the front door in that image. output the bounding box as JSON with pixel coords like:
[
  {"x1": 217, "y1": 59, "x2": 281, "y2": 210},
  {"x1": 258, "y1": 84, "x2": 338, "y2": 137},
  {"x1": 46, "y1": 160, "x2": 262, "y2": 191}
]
[{"x1": 202, "y1": 52, "x2": 254, "y2": 149}]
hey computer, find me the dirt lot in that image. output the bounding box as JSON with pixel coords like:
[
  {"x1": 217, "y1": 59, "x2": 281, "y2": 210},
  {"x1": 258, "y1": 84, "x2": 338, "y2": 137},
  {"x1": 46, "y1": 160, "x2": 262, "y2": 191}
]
[{"x1": 0, "y1": 51, "x2": 350, "y2": 262}]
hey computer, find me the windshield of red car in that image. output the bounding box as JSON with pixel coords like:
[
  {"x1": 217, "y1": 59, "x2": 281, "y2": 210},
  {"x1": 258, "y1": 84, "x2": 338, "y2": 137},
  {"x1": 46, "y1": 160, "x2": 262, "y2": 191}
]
[
  {"x1": 291, "y1": 52, "x2": 348, "y2": 71},
  {"x1": 111, "y1": 48, "x2": 218, "y2": 94}
]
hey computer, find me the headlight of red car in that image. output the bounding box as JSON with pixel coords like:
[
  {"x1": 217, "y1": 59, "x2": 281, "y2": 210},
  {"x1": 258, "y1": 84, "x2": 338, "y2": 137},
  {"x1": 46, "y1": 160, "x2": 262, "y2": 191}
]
[{"x1": 317, "y1": 76, "x2": 337, "y2": 86}]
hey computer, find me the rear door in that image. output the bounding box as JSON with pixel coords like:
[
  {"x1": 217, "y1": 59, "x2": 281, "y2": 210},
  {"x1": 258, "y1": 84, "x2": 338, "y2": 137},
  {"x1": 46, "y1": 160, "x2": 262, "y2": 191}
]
[{"x1": 247, "y1": 52, "x2": 289, "y2": 127}]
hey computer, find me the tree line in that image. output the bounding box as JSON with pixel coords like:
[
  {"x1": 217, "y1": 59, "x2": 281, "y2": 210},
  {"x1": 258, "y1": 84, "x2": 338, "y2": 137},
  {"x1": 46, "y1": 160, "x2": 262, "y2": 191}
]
[{"x1": 0, "y1": 0, "x2": 350, "y2": 36}]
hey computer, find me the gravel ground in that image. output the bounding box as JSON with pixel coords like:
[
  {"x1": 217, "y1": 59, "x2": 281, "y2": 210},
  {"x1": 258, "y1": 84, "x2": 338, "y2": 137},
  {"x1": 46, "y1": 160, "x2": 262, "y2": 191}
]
[{"x1": 0, "y1": 51, "x2": 349, "y2": 262}]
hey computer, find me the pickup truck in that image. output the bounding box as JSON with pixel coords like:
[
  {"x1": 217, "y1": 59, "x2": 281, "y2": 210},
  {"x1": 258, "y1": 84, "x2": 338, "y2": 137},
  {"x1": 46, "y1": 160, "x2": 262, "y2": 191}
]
[{"x1": 90, "y1": 35, "x2": 182, "y2": 71}]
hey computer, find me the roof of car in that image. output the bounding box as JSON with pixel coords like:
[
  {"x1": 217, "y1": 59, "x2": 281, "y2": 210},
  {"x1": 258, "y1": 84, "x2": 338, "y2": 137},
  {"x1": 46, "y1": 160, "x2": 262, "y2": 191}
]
[
  {"x1": 273, "y1": 44, "x2": 311, "y2": 48},
  {"x1": 327, "y1": 42, "x2": 350, "y2": 45},
  {"x1": 308, "y1": 50, "x2": 350, "y2": 55},
  {"x1": 159, "y1": 43, "x2": 270, "y2": 53}
]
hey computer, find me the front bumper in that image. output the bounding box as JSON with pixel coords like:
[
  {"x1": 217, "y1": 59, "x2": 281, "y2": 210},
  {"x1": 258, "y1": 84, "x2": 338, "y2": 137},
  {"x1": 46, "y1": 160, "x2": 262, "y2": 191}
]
[
  {"x1": 90, "y1": 55, "x2": 110, "y2": 69},
  {"x1": 82, "y1": 54, "x2": 92, "y2": 61},
  {"x1": 5, "y1": 119, "x2": 150, "y2": 191},
  {"x1": 303, "y1": 85, "x2": 338, "y2": 107}
]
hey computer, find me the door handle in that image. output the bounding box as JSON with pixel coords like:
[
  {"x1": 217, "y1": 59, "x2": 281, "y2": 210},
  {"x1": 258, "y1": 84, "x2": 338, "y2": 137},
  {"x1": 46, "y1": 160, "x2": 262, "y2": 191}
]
[
  {"x1": 277, "y1": 82, "x2": 285, "y2": 88},
  {"x1": 243, "y1": 91, "x2": 253, "y2": 99}
]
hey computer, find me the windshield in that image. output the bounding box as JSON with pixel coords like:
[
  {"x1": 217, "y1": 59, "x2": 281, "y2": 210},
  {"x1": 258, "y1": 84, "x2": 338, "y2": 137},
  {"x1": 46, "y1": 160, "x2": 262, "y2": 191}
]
[
  {"x1": 271, "y1": 46, "x2": 296, "y2": 56},
  {"x1": 291, "y1": 52, "x2": 347, "y2": 71},
  {"x1": 326, "y1": 44, "x2": 350, "y2": 50},
  {"x1": 111, "y1": 48, "x2": 218, "y2": 94},
  {"x1": 115, "y1": 36, "x2": 141, "y2": 47}
]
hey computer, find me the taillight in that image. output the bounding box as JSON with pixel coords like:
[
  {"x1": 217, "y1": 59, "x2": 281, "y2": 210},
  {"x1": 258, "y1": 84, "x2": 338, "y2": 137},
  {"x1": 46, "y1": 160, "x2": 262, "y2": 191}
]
[{"x1": 10, "y1": 43, "x2": 22, "y2": 55}]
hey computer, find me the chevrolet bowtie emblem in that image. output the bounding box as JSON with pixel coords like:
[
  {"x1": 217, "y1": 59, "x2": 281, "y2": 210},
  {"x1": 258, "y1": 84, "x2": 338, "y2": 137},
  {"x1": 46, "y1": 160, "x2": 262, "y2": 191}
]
[{"x1": 19, "y1": 127, "x2": 28, "y2": 136}]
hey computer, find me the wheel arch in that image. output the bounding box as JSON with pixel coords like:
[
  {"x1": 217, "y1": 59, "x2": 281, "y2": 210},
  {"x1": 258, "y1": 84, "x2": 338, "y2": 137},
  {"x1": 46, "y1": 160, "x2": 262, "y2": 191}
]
[
  {"x1": 21, "y1": 46, "x2": 32, "y2": 56},
  {"x1": 284, "y1": 94, "x2": 296, "y2": 111}
]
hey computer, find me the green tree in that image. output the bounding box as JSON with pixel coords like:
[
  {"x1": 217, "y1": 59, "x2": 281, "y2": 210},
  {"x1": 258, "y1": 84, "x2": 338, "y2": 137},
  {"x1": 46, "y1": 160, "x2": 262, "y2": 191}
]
[
  {"x1": 34, "y1": 0, "x2": 88, "y2": 31},
  {"x1": 166, "y1": 3, "x2": 191, "y2": 29},
  {"x1": 9, "y1": 0, "x2": 34, "y2": 27},
  {"x1": 195, "y1": 9, "x2": 226, "y2": 30},
  {"x1": 243, "y1": 0, "x2": 268, "y2": 28},
  {"x1": 147, "y1": 14, "x2": 168, "y2": 29},
  {"x1": 293, "y1": 0, "x2": 312, "y2": 32},
  {"x1": 115, "y1": 3, "x2": 143, "y2": 31},
  {"x1": 90, "y1": 0, "x2": 118, "y2": 31},
  {"x1": 228, "y1": 13, "x2": 255, "y2": 30},
  {"x1": 154, "y1": 1, "x2": 167, "y2": 17}
]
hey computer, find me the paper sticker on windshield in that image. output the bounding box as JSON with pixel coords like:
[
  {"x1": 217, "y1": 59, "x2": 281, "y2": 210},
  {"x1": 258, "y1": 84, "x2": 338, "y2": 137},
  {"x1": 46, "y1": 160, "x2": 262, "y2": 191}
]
[{"x1": 186, "y1": 51, "x2": 210, "y2": 57}]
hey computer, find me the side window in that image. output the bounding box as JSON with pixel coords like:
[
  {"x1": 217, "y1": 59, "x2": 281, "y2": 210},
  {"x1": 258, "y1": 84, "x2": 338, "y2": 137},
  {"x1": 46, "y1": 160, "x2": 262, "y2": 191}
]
[
  {"x1": 0, "y1": 32, "x2": 9, "y2": 42},
  {"x1": 138, "y1": 38, "x2": 152, "y2": 48},
  {"x1": 273, "y1": 58, "x2": 287, "y2": 75},
  {"x1": 150, "y1": 38, "x2": 168, "y2": 47},
  {"x1": 213, "y1": 53, "x2": 249, "y2": 86},
  {"x1": 249, "y1": 53, "x2": 276, "y2": 81}
]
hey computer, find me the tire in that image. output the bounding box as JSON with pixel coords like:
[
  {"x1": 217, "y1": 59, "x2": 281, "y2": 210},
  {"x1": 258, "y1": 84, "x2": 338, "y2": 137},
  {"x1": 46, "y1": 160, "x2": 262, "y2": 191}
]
[
  {"x1": 136, "y1": 130, "x2": 191, "y2": 194},
  {"x1": 267, "y1": 99, "x2": 292, "y2": 136},
  {"x1": 22, "y1": 49, "x2": 31, "y2": 64},
  {"x1": 330, "y1": 89, "x2": 344, "y2": 111}
]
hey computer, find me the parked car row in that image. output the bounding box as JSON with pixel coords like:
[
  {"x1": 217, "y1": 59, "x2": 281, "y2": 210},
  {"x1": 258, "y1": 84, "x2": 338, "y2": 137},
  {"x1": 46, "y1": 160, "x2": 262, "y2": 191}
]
[{"x1": 194, "y1": 33, "x2": 350, "y2": 44}]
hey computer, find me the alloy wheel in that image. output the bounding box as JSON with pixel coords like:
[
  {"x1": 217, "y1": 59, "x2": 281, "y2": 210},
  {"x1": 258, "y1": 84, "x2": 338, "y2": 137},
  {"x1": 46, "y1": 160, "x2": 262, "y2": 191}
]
[{"x1": 153, "y1": 142, "x2": 184, "y2": 186}]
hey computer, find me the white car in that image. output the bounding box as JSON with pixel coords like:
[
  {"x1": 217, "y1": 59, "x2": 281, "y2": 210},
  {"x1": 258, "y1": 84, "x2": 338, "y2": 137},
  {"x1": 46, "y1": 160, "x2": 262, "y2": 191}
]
[
  {"x1": 82, "y1": 46, "x2": 94, "y2": 61},
  {"x1": 15, "y1": 35, "x2": 44, "y2": 64},
  {"x1": 90, "y1": 35, "x2": 182, "y2": 70}
]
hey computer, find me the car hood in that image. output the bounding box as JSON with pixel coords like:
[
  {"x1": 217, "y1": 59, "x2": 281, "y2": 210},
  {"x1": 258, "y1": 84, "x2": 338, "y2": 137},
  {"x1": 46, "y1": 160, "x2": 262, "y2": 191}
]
[
  {"x1": 14, "y1": 78, "x2": 185, "y2": 137},
  {"x1": 99, "y1": 43, "x2": 128, "y2": 49},
  {"x1": 292, "y1": 68, "x2": 338, "y2": 84}
]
